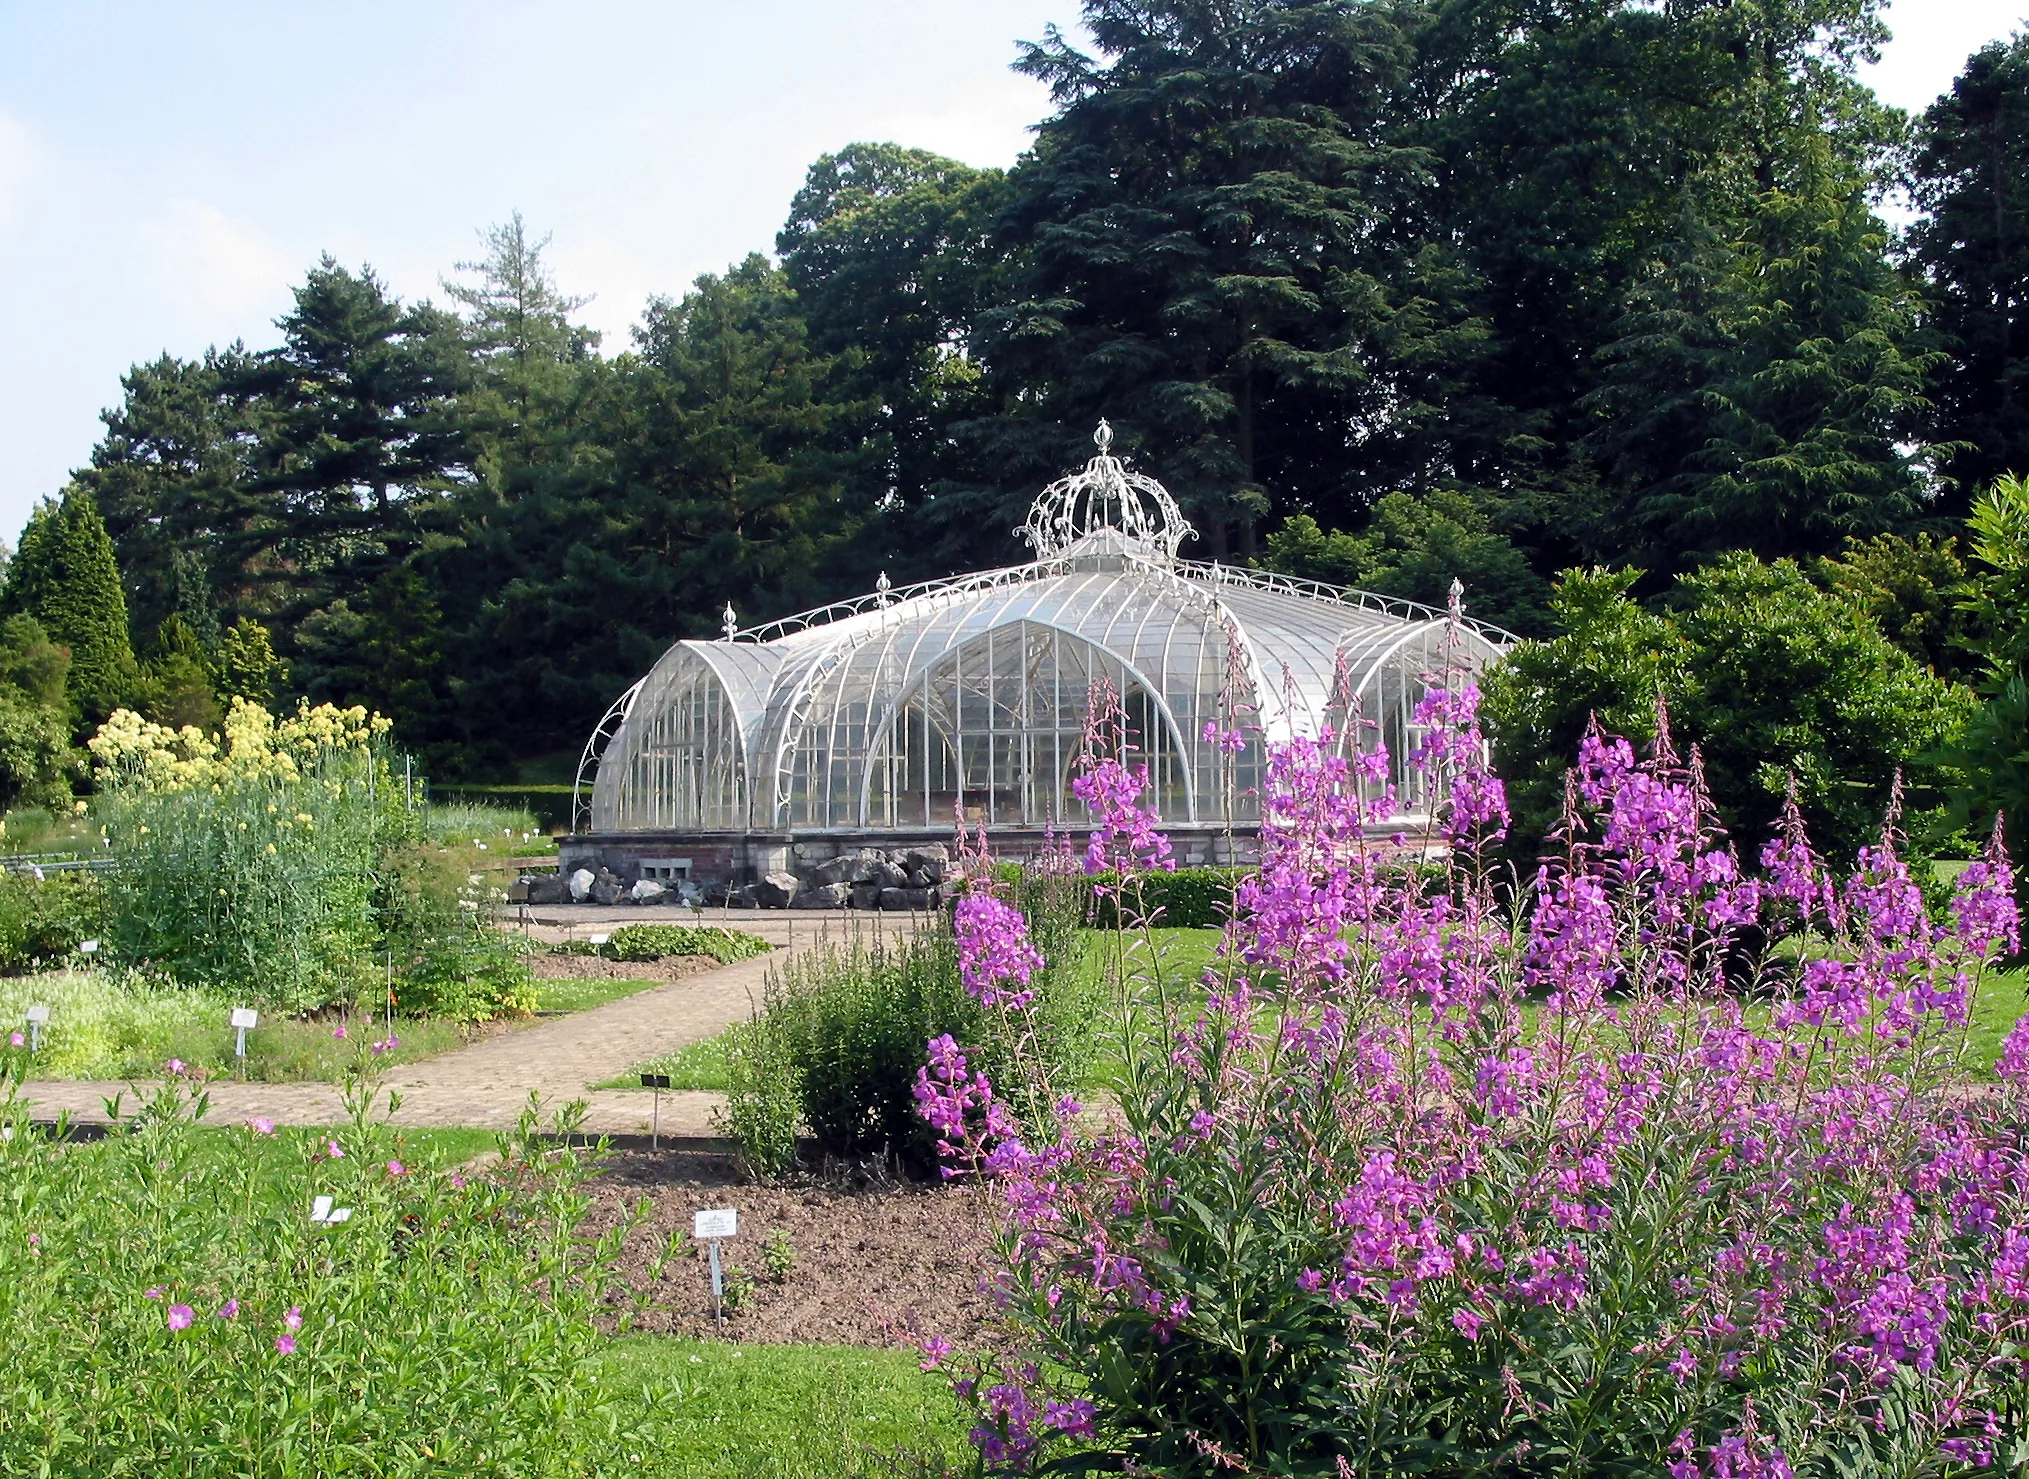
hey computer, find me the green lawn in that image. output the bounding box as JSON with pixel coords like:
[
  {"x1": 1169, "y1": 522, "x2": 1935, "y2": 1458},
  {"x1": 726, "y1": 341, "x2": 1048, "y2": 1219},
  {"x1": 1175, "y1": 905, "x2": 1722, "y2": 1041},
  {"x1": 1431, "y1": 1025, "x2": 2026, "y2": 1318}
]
[
  {"x1": 2, "y1": 970, "x2": 666, "y2": 1084},
  {"x1": 598, "y1": 1338, "x2": 968, "y2": 1479}
]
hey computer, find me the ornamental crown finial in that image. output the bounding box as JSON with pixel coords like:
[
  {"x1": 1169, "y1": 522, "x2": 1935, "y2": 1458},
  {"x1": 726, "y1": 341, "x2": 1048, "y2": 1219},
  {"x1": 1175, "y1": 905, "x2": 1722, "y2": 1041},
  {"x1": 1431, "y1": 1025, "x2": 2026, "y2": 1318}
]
[
  {"x1": 1016, "y1": 420, "x2": 1195, "y2": 561},
  {"x1": 721, "y1": 603, "x2": 738, "y2": 641}
]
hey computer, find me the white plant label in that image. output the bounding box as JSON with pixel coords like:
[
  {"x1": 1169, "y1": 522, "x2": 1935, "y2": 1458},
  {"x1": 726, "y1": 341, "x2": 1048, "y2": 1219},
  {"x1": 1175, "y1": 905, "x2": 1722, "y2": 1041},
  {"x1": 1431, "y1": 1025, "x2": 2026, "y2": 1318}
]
[
  {"x1": 24, "y1": 1005, "x2": 49, "y2": 1024},
  {"x1": 589, "y1": 932, "x2": 610, "y2": 946},
  {"x1": 230, "y1": 1008, "x2": 259, "y2": 1029},
  {"x1": 78, "y1": 940, "x2": 98, "y2": 955},
  {"x1": 693, "y1": 1208, "x2": 738, "y2": 1240}
]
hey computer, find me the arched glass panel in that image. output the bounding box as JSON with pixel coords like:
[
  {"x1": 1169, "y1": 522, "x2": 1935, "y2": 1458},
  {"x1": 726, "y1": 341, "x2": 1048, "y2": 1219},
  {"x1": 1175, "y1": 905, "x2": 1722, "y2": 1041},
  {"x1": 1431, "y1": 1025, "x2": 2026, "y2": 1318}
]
[
  {"x1": 600, "y1": 656, "x2": 748, "y2": 829},
  {"x1": 866, "y1": 621, "x2": 1189, "y2": 828}
]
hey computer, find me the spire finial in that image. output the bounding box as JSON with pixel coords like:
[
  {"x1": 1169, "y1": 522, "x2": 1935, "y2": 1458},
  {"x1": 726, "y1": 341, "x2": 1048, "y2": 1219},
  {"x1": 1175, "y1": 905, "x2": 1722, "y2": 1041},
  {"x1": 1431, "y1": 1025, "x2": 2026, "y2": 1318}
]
[
  {"x1": 721, "y1": 602, "x2": 738, "y2": 641},
  {"x1": 1094, "y1": 418, "x2": 1113, "y2": 454},
  {"x1": 875, "y1": 571, "x2": 892, "y2": 608}
]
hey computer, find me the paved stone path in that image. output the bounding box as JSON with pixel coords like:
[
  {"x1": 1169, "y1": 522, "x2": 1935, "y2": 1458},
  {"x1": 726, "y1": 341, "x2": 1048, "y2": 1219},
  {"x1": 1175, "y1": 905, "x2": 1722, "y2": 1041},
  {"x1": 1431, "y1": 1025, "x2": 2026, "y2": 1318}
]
[{"x1": 20, "y1": 909, "x2": 928, "y2": 1137}]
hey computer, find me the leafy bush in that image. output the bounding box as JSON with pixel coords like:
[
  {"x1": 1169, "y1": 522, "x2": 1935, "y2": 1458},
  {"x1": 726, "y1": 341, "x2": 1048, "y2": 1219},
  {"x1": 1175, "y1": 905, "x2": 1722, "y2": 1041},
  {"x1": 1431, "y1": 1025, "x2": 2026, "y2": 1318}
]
[
  {"x1": 0, "y1": 968, "x2": 225, "y2": 1076},
  {"x1": 0, "y1": 1074, "x2": 656, "y2": 1474},
  {"x1": 604, "y1": 923, "x2": 772, "y2": 965},
  {"x1": 1485, "y1": 556, "x2": 1972, "y2": 865},
  {"x1": 0, "y1": 871, "x2": 106, "y2": 974},
  {"x1": 1081, "y1": 867, "x2": 1247, "y2": 929},
  {"x1": 720, "y1": 876, "x2": 1092, "y2": 1175},
  {"x1": 720, "y1": 1014, "x2": 800, "y2": 1179},
  {"x1": 921, "y1": 684, "x2": 2029, "y2": 1475}
]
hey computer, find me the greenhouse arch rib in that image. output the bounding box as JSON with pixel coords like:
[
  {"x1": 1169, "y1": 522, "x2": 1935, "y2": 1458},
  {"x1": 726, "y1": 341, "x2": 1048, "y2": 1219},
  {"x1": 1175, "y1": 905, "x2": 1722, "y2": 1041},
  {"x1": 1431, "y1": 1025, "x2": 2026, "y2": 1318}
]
[
  {"x1": 575, "y1": 677, "x2": 643, "y2": 832},
  {"x1": 852, "y1": 615, "x2": 1196, "y2": 830}
]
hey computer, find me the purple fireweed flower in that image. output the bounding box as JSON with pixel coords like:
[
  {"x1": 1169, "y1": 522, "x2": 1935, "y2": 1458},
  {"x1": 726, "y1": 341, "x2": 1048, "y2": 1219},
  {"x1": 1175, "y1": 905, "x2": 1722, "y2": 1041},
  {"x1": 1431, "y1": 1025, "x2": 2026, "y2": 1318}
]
[
  {"x1": 164, "y1": 1059, "x2": 186, "y2": 1076},
  {"x1": 284, "y1": 1306, "x2": 303, "y2": 1332},
  {"x1": 953, "y1": 894, "x2": 1043, "y2": 1010},
  {"x1": 275, "y1": 1334, "x2": 297, "y2": 1355},
  {"x1": 386, "y1": 1160, "x2": 406, "y2": 1176},
  {"x1": 166, "y1": 1304, "x2": 193, "y2": 1330},
  {"x1": 248, "y1": 1117, "x2": 275, "y2": 1136},
  {"x1": 8, "y1": 1032, "x2": 20, "y2": 1047},
  {"x1": 217, "y1": 1299, "x2": 239, "y2": 1319},
  {"x1": 918, "y1": 1334, "x2": 953, "y2": 1370}
]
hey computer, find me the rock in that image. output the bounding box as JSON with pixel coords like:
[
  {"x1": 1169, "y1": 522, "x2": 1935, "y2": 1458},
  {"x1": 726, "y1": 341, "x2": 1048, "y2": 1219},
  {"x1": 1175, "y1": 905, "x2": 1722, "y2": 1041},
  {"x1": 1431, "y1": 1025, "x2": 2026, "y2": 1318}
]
[
  {"x1": 568, "y1": 868, "x2": 596, "y2": 903},
  {"x1": 805, "y1": 854, "x2": 859, "y2": 888},
  {"x1": 795, "y1": 881, "x2": 850, "y2": 909},
  {"x1": 871, "y1": 860, "x2": 909, "y2": 891},
  {"x1": 849, "y1": 883, "x2": 882, "y2": 910},
  {"x1": 676, "y1": 881, "x2": 705, "y2": 907},
  {"x1": 506, "y1": 878, "x2": 529, "y2": 903},
  {"x1": 589, "y1": 880, "x2": 624, "y2": 905},
  {"x1": 903, "y1": 844, "x2": 949, "y2": 878},
  {"x1": 844, "y1": 849, "x2": 885, "y2": 884},
  {"x1": 905, "y1": 868, "x2": 932, "y2": 889},
  {"x1": 629, "y1": 879, "x2": 666, "y2": 904},
  {"x1": 753, "y1": 871, "x2": 799, "y2": 909},
  {"x1": 523, "y1": 874, "x2": 570, "y2": 906},
  {"x1": 880, "y1": 886, "x2": 933, "y2": 911}
]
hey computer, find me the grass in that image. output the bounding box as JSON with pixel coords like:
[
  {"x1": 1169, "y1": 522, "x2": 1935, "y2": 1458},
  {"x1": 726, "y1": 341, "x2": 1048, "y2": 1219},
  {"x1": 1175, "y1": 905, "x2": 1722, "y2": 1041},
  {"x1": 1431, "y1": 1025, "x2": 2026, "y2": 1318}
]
[
  {"x1": 597, "y1": 1338, "x2": 967, "y2": 1479},
  {"x1": 1, "y1": 968, "x2": 668, "y2": 1083}
]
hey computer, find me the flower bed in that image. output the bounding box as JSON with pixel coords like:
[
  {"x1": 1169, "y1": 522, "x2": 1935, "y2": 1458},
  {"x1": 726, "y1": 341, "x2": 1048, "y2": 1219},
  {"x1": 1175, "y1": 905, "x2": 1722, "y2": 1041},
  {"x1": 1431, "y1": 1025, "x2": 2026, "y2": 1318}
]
[{"x1": 921, "y1": 655, "x2": 2029, "y2": 1474}]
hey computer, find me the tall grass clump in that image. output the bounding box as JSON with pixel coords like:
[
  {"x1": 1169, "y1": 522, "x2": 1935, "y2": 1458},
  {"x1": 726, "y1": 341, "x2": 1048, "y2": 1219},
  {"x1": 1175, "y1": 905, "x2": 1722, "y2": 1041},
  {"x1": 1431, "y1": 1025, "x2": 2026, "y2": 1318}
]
[
  {"x1": 0, "y1": 1066, "x2": 662, "y2": 1474},
  {"x1": 917, "y1": 606, "x2": 2029, "y2": 1476},
  {"x1": 721, "y1": 876, "x2": 1092, "y2": 1178}
]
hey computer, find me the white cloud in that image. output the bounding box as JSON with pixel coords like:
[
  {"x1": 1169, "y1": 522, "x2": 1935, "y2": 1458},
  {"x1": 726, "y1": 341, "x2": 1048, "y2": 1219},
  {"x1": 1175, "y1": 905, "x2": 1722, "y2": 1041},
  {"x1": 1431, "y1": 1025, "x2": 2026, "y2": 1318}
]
[
  {"x1": 140, "y1": 198, "x2": 296, "y2": 320},
  {"x1": 0, "y1": 112, "x2": 38, "y2": 228}
]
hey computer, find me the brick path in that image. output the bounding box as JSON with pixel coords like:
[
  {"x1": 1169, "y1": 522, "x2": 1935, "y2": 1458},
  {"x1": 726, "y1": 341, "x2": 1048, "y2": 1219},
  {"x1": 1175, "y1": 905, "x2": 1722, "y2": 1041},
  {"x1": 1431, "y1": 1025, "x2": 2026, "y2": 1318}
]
[{"x1": 19, "y1": 908, "x2": 928, "y2": 1137}]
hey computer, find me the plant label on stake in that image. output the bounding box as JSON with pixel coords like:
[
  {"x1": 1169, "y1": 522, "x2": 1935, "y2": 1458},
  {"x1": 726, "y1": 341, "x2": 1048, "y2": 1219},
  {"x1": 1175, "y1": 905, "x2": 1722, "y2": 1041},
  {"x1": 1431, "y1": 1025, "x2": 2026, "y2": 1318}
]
[
  {"x1": 641, "y1": 1073, "x2": 672, "y2": 1149},
  {"x1": 24, "y1": 1004, "x2": 48, "y2": 1055},
  {"x1": 694, "y1": 1208, "x2": 738, "y2": 1326},
  {"x1": 77, "y1": 939, "x2": 98, "y2": 957},
  {"x1": 310, "y1": 1195, "x2": 352, "y2": 1225},
  {"x1": 230, "y1": 1007, "x2": 258, "y2": 1060}
]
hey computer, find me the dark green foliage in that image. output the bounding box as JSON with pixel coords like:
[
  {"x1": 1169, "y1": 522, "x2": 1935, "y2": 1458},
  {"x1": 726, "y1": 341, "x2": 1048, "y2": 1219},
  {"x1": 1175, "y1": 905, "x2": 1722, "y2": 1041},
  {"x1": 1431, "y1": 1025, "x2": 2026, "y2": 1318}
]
[
  {"x1": 3, "y1": 489, "x2": 139, "y2": 727},
  {"x1": 0, "y1": 616, "x2": 78, "y2": 810},
  {"x1": 1259, "y1": 497, "x2": 1553, "y2": 635},
  {"x1": 1905, "y1": 35, "x2": 2029, "y2": 505},
  {"x1": 1484, "y1": 557, "x2": 1970, "y2": 863},
  {"x1": 139, "y1": 613, "x2": 222, "y2": 734},
  {"x1": 0, "y1": 872, "x2": 106, "y2": 975},
  {"x1": 1938, "y1": 475, "x2": 2029, "y2": 844},
  {"x1": 1082, "y1": 867, "x2": 1249, "y2": 930}
]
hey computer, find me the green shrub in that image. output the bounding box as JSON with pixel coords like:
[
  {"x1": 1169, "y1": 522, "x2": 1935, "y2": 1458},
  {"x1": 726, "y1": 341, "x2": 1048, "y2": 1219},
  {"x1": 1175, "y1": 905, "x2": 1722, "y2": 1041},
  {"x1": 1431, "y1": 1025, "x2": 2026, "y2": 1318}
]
[
  {"x1": 720, "y1": 1015, "x2": 800, "y2": 1179},
  {"x1": 379, "y1": 837, "x2": 535, "y2": 1022},
  {"x1": 605, "y1": 924, "x2": 772, "y2": 965},
  {"x1": 0, "y1": 871, "x2": 106, "y2": 974},
  {"x1": 720, "y1": 874, "x2": 1095, "y2": 1175},
  {"x1": 1082, "y1": 867, "x2": 1249, "y2": 929},
  {"x1": 0, "y1": 968, "x2": 224, "y2": 1077}
]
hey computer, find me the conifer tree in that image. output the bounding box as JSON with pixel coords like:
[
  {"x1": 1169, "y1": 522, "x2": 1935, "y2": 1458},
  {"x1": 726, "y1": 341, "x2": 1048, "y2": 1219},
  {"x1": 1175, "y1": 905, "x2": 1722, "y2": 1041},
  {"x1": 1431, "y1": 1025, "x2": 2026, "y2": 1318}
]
[
  {"x1": 2, "y1": 488, "x2": 139, "y2": 726},
  {"x1": 218, "y1": 618, "x2": 284, "y2": 707}
]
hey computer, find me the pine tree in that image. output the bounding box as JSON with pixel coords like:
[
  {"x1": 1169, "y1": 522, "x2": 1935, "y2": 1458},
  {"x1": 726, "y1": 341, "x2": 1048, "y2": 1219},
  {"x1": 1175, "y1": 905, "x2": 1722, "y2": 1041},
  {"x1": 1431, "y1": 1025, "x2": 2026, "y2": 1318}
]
[{"x1": 2, "y1": 488, "x2": 139, "y2": 727}]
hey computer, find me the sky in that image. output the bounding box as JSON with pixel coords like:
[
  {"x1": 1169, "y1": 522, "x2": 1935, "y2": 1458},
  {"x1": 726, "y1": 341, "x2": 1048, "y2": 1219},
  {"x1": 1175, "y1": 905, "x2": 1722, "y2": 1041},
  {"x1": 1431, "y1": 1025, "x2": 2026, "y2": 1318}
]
[{"x1": 0, "y1": 0, "x2": 2022, "y2": 545}]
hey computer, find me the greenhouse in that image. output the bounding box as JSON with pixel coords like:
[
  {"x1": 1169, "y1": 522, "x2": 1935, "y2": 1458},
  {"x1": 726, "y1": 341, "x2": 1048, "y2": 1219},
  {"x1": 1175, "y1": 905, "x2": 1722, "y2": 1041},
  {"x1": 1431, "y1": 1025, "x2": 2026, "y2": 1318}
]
[{"x1": 564, "y1": 425, "x2": 1511, "y2": 889}]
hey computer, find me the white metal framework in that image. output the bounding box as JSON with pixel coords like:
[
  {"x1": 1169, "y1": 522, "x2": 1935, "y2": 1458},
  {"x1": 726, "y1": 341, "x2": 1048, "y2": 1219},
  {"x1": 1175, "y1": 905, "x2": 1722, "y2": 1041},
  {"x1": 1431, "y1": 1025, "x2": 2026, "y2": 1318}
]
[{"x1": 579, "y1": 428, "x2": 1511, "y2": 835}]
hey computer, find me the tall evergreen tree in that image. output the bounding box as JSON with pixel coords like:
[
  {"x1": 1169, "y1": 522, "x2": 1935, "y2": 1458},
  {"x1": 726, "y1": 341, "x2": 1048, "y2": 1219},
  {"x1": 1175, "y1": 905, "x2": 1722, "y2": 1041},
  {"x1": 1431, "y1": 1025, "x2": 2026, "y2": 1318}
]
[
  {"x1": 1905, "y1": 36, "x2": 2029, "y2": 505},
  {"x1": 2, "y1": 489, "x2": 139, "y2": 726}
]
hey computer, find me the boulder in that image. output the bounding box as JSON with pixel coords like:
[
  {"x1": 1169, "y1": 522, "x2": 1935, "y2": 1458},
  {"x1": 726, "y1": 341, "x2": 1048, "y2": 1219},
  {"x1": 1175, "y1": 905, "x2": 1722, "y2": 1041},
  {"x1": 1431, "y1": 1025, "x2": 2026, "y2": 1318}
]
[
  {"x1": 795, "y1": 881, "x2": 850, "y2": 910},
  {"x1": 675, "y1": 881, "x2": 705, "y2": 907},
  {"x1": 880, "y1": 886, "x2": 933, "y2": 911},
  {"x1": 871, "y1": 860, "x2": 909, "y2": 891},
  {"x1": 903, "y1": 844, "x2": 949, "y2": 879},
  {"x1": 589, "y1": 880, "x2": 624, "y2": 905},
  {"x1": 629, "y1": 878, "x2": 666, "y2": 904},
  {"x1": 845, "y1": 849, "x2": 886, "y2": 884},
  {"x1": 567, "y1": 867, "x2": 596, "y2": 903},
  {"x1": 849, "y1": 883, "x2": 882, "y2": 911},
  {"x1": 752, "y1": 870, "x2": 799, "y2": 909},
  {"x1": 905, "y1": 868, "x2": 932, "y2": 889},
  {"x1": 805, "y1": 854, "x2": 859, "y2": 888},
  {"x1": 523, "y1": 873, "x2": 570, "y2": 906}
]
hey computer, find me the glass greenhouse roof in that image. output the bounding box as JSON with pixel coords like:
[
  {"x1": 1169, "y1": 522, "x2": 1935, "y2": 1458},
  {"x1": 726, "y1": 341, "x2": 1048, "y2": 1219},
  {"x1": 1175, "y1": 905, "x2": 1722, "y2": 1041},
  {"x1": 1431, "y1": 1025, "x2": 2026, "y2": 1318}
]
[{"x1": 578, "y1": 425, "x2": 1511, "y2": 836}]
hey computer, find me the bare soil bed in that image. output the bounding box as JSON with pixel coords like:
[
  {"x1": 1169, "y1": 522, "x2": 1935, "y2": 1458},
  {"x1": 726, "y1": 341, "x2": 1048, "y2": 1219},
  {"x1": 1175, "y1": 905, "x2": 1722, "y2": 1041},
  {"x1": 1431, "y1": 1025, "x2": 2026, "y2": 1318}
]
[
  {"x1": 584, "y1": 1146, "x2": 997, "y2": 1347},
  {"x1": 527, "y1": 953, "x2": 721, "y2": 985}
]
